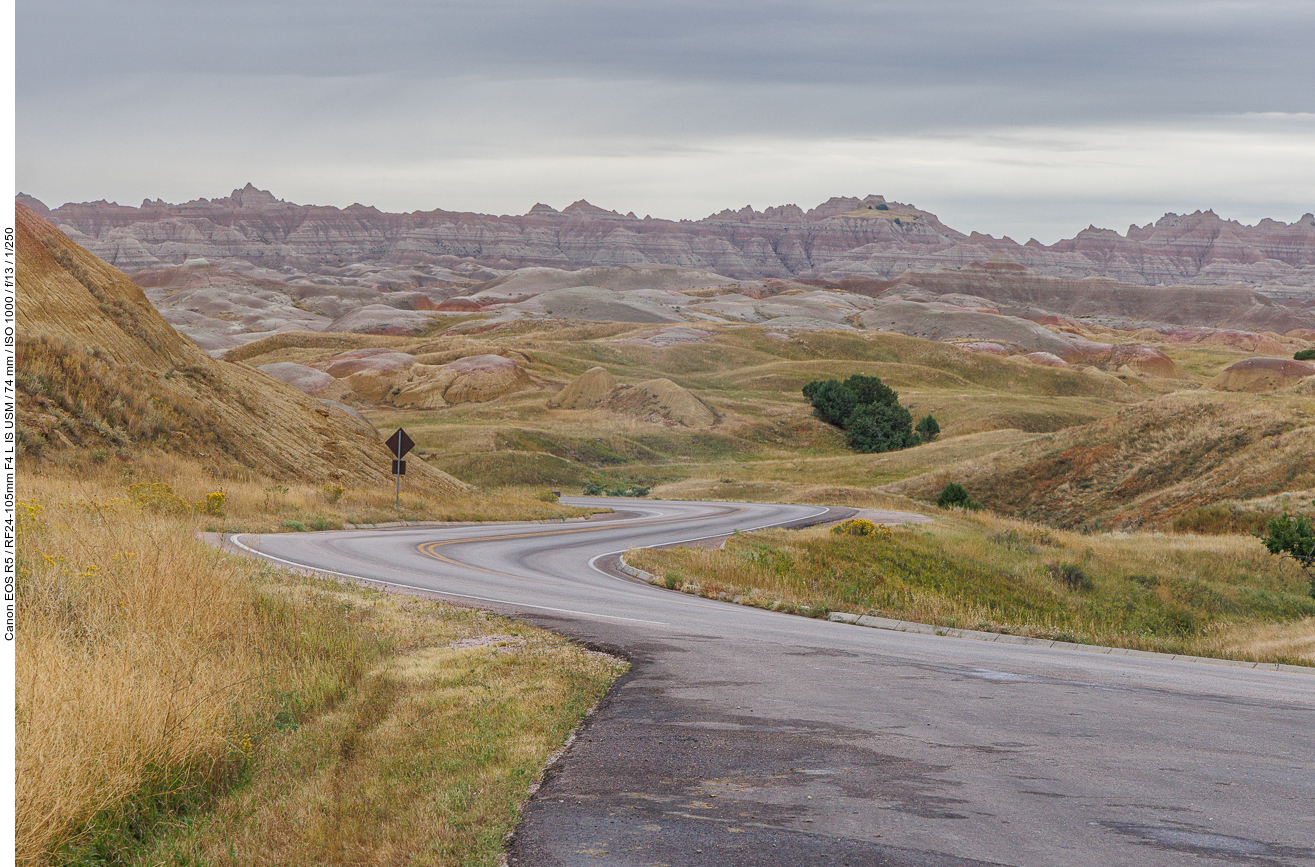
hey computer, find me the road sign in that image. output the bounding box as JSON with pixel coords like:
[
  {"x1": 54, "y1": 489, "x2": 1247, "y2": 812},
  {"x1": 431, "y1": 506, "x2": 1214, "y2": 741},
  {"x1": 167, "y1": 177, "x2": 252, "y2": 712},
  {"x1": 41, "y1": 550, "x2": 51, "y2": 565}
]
[
  {"x1": 386, "y1": 428, "x2": 415, "y2": 459},
  {"x1": 386, "y1": 428, "x2": 415, "y2": 506}
]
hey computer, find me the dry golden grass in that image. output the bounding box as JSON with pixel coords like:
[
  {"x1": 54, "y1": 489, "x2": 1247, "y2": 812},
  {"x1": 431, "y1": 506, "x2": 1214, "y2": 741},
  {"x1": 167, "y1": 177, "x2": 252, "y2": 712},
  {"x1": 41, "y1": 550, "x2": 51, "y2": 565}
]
[
  {"x1": 118, "y1": 595, "x2": 624, "y2": 867},
  {"x1": 1198, "y1": 617, "x2": 1315, "y2": 662},
  {"x1": 29, "y1": 451, "x2": 598, "y2": 534},
  {"x1": 887, "y1": 390, "x2": 1315, "y2": 529},
  {"x1": 630, "y1": 512, "x2": 1315, "y2": 664},
  {"x1": 16, "y1": 474, "x2": 381, "y2": 864},
  {"x1": 17, "y1": 467, "x2": 623, "y2": 865}
]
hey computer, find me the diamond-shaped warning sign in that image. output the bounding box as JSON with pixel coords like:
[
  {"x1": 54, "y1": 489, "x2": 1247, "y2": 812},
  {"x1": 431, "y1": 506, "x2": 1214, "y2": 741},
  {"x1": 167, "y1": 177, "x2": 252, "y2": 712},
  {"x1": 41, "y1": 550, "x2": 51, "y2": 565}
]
[{"x1": 385, "y1": 428, "x2": 415, "y2": 459}]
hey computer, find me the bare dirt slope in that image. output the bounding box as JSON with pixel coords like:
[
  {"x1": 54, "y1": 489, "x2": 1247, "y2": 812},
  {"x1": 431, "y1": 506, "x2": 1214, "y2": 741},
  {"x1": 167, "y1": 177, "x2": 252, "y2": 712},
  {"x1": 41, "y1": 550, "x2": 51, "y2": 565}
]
[{"x1": 16, "y1": 203, "x2": 469, "y2": 492}]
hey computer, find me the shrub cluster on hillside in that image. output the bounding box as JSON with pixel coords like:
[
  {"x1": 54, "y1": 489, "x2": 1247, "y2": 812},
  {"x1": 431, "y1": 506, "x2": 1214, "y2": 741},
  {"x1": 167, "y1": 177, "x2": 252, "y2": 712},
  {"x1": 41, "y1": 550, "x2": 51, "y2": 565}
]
[
  {"x1": 1262, "y1": 513, "x2": 1315, "y2": 596},
  {"x1": 1295, "y1": 348, "x2": 1315, "y2": 361},
  {"x1": 802, "y1": 374, "x2": 938, "y2": 454}
]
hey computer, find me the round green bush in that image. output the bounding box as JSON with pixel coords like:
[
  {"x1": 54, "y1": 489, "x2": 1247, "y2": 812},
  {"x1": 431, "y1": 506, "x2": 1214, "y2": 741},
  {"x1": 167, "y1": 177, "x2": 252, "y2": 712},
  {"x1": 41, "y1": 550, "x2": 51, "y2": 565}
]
[{"x1": 937, "y1": 482, "x2": 981, "y2": 510}]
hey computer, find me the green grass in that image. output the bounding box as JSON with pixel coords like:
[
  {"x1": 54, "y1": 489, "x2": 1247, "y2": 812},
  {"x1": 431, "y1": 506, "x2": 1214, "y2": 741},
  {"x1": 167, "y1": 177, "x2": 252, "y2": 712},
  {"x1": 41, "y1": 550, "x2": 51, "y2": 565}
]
[{"x1": 629, "y1": 515, "x2": 1315, "y2": 662}]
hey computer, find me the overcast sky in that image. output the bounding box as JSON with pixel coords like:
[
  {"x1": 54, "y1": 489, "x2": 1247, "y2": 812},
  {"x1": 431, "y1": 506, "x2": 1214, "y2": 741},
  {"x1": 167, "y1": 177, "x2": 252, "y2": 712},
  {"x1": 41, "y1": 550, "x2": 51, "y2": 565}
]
[{"x1": 16, "y1": 0, "x2": 1315, "y2": 242}]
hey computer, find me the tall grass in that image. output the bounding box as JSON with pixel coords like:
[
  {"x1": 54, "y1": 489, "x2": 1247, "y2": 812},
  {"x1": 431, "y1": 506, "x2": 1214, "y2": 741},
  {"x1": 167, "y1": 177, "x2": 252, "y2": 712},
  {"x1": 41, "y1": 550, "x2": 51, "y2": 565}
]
[{"x1": 16, "y1": 474, "x2": 389, "y2": 865}]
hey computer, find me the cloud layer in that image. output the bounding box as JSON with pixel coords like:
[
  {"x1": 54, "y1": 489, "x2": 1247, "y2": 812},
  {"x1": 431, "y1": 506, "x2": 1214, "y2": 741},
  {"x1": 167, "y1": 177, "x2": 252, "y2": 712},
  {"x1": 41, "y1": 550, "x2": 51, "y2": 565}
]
[{"x1": 18, "y1": 1, "x2": 1315, "y2": 241}]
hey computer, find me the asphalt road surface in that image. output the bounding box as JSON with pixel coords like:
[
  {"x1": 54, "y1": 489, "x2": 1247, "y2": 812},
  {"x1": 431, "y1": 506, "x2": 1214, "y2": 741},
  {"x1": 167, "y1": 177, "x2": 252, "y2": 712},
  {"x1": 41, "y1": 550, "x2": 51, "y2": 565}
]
[{"x1": 228, "y1": 497, "x2": 1315, "y2": 867}]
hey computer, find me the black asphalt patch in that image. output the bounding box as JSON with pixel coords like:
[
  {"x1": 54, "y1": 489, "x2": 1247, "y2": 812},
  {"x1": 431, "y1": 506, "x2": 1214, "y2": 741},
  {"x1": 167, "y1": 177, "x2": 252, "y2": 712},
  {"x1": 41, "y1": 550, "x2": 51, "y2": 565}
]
[{"x1": 508, "y1": 653, "x2": 1008, "y2": 866}]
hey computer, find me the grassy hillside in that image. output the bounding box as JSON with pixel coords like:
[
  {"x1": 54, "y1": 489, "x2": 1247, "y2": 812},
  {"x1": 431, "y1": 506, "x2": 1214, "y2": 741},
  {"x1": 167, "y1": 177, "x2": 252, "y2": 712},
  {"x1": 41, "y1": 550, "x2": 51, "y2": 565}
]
[
  {"x1": 231, "y1": 321, "x2": 1155, "y2": 496},
  {"x1": 15, "y1": 203, "x2": 466, "y2": 493},
  {"x1": 887, "y1": 391, "x2": 1315, "y2": 529}
]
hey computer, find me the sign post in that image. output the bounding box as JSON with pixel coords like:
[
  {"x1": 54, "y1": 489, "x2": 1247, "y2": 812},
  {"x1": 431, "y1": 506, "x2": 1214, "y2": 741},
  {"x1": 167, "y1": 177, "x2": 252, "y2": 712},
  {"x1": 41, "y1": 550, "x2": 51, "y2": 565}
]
[{"x1": 385, "y1": 428, "x2": 415, "y2": 507}]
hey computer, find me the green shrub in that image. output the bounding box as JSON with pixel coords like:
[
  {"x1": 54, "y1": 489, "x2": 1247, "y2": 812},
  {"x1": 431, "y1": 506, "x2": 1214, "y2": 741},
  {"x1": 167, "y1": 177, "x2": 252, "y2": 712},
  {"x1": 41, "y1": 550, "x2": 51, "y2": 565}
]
[
  {"x1": 915, "y1": 414, "x2": 940, "y2": 443},
  {"x1": 1294, "y1": 349, "x2": 1315, "y2": 361},
  {"x1": 842, "y1": 374, "x2": 899, "y2": 409},
  {"x1": 936, "y1": 482, "x2": 981, "y2": 510},
  {"x1": 805, "y1": 380, "x2": 857, "y2": 427},
  {"x1": 582, "y1": 481, "x2": 650, "y2": 498},
  {"x1": 1048, "y1": 563, "x2": 1093, "y2": 591},
  {"x1": 1261, "y1": 514, "x2": 1315, "y2": 595},
  {"x1": 845, "y1": 403, "x2": 918, "y2": 453}
]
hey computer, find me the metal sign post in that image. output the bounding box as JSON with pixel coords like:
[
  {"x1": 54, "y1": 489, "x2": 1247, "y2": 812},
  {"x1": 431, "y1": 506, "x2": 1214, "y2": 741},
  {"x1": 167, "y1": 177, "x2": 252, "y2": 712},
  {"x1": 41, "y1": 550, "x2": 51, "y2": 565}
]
[{"x1": 385, "y1": 428, "x2": 415, "y2": 507}]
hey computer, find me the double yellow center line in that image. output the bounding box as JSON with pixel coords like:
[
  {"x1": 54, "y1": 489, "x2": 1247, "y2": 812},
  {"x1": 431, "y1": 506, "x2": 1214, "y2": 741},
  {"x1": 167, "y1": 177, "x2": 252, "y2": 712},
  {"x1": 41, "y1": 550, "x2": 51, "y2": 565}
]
[{"x1": 415, "y1": 505, "x2": 747, "y2": 581}]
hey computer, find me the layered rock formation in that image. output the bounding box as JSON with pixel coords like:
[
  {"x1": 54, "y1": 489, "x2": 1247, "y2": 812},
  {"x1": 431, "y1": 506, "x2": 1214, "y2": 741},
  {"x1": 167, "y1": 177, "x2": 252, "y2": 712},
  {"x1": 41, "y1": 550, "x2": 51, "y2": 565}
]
[
  {"x1": 551, "y1": 367, "x2": 619, "y2": 409},
  {"x1": 22, "y1": 188, "x2": 1315, "y2": 377},
  {"x1": 313, "y1": 348, "x2": 537, "y2": 408},
  {"x1": 26, "y1": 185, "x2": 1315, "y2": 288},
  {"x1": 1206, "y1": 357, "x2": 1315, "y2": 392},
  {"x1": 607, "y1": 379, "x2": 716, "y2": 427}
]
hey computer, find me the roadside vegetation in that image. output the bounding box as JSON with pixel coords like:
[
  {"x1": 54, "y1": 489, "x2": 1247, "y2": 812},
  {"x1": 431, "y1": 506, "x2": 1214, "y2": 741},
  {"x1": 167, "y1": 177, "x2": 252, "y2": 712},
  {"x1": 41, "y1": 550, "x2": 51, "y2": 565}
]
[
  {"x1": 17, "y1": 469, "x2": 625, "y2": 866},
  {"x1": 628, "y1": 511, "x2": 1315, "y2": 665},
  {"x1": 29, "y1": 450, "x2": 600, "y2": 534}
]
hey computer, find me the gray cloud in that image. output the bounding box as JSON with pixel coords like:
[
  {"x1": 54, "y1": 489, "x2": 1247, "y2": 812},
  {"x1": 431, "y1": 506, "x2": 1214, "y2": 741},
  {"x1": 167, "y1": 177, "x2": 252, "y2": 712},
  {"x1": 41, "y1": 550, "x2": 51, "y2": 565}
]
[{"x1": 16, "y1": 1, "x2": 1315, "y2": 240}]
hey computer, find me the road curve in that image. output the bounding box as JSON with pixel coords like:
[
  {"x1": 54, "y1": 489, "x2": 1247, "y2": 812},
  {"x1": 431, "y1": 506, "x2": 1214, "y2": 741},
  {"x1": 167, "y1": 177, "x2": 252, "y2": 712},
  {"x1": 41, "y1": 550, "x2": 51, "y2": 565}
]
[{"x1": 229, "y1": 497, "x2": 1315, "y2": 867}]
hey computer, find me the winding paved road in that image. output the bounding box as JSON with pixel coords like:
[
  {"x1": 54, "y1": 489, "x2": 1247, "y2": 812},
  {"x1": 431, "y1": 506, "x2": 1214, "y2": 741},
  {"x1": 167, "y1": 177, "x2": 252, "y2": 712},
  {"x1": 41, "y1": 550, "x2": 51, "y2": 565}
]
[{"x1": 228, "y1": 497, "x2": 1315, "y2": 867}]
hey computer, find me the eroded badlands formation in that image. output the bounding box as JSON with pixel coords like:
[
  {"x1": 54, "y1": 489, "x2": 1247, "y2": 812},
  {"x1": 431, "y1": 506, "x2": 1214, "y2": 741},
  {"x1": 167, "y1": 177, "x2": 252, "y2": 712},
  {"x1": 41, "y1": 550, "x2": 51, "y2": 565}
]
[
  {"x1": 22, "y1": 185, "x2": 1315, "y2": 288},
  {"x1": 16, "y1": 187, "x2": 1315, "y2": 378}
]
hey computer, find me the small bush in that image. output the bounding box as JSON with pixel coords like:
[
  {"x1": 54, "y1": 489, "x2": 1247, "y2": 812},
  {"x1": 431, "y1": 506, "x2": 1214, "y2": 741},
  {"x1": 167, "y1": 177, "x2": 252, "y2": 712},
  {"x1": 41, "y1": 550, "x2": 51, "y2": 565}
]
[
  {"x1": 1295, "y1": 349, "x2": 1315, "y2": 361},
  {"x1": 127, "y1": 481, "x2": 191, "y2": 515},
  {"x1": 281, "y1": 520, "x2": 307, "y2": 533},
  {"x1": 321, "y1": 483, "x2": 345, "y2": 504},
  {"x1": 536, "y1": 489, "x2": 559, "y2": 503},
  {"x1": 936, "y1": 482, "x2": 981, "y2": 510},
  {"x1": 1048, "y1": 563, "x2": 1093, "y2": 591},
  {"x1": 198, "y1": 491, "x2": 226, "y2": 517},
  {"x1": 832, "y1": 518, "x2": 877, "y2": 536},
  {"x1": 915, "y1": 414, "x2": 940, "y2": 443},
  {"x1": 1261, "y1": 514, "x2": 1315, "y2": 596}
]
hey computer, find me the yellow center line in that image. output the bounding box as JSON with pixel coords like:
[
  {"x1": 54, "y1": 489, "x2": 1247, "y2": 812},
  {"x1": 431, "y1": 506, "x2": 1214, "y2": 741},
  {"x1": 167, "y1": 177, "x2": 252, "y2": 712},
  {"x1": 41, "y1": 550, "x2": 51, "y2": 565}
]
[{"x1": 415, "y1": 505, "x2": 747, "y2": 583}]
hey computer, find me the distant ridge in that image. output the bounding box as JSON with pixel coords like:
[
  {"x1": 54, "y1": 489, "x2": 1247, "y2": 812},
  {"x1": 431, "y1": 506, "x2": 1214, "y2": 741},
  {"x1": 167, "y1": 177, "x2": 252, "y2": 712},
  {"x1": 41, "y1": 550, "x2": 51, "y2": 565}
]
[{"x1": 22, "y1": 187, "x2": 1315, "y2": 289}]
